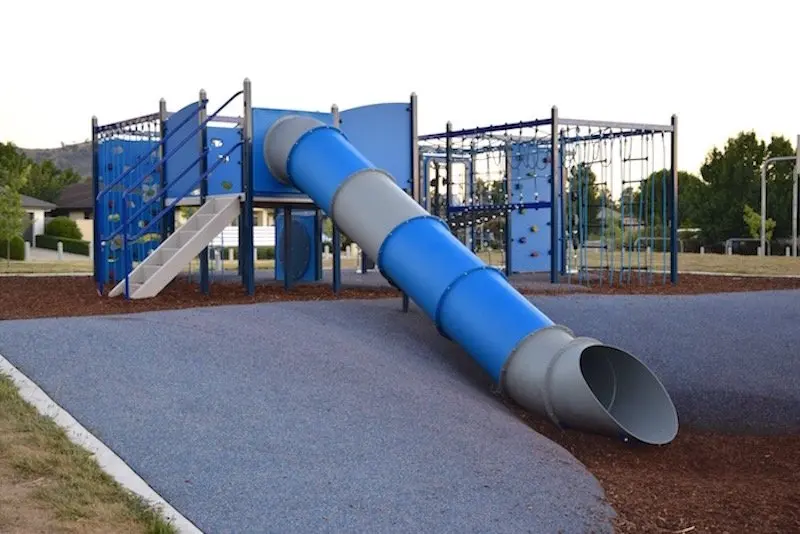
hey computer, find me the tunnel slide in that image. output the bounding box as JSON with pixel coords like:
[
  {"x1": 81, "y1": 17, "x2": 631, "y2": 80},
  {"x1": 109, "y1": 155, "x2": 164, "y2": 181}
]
[{"x1": 263, "y1": 116, "x2": 679, "y2": 445}]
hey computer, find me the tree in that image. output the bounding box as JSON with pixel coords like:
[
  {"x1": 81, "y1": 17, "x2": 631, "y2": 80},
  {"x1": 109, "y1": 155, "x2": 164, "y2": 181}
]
[
  {"x1": 0, "y1": 143, "x2": 32, "y2": 192},
  {"x1": 20, "y1": 160, "x2": 82, "y2": 203},
  {"x1": 630, "y1": 169, "x2": 706, "y2": 228},
  {"x1": 0, "y1": 187, "x2": 28, "y2": 265},
  {"x1": 696, "y1": 131, "x2": 765, "y2": 244},
  {"x1": 743, "y1": 204, "x2": 775, "y2": 241},
  {"x1": 763, "y1": 135, "x2": 796, "y2": 239}
]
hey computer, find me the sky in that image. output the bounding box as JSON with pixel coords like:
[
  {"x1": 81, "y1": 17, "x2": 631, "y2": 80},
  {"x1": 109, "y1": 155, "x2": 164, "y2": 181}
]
[{"x1": 1, "y1": 0, "x2": 798, "y2": 175}]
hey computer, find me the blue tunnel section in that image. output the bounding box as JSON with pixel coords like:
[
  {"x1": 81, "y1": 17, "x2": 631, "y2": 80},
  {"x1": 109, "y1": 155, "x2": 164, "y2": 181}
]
[
  {"x1": 280, "y1": 123, "x2": 555, "y2": 383},
  {"x1": 286, "y1": 126, "x2": 373, "y2": 214},
  {"x1": 378, "y1": 215, "x2": 554, "y2": 381}
]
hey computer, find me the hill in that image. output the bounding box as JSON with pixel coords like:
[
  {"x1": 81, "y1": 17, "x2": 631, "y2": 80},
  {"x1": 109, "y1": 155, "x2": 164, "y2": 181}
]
[{"x1": 20, "y1": 142, "x2": 92, "y2": 178}]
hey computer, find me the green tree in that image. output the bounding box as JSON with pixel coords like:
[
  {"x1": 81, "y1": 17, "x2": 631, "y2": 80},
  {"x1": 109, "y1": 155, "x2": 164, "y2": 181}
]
[
  {"x1": 0, "y1": 143, "x2": 32, "y2": 192},
  {"x1": 20, "y1": 160, "x2": 83, "y2": 203},
  {"x1": 743, "y1": 204, "x2": 775, "y2": 241},
  {"x1": 763, "y1": 135, "x2": 796, "y2": 238},
  {"x1": 0, "y1": 187, "x2": 28, "y2": 265},
  {"x1": 696, "y1": 131, "x2": 765, "y2": 243},
  {"x1": 630, "y1": 169, "x2": 706, "y2": 228}
]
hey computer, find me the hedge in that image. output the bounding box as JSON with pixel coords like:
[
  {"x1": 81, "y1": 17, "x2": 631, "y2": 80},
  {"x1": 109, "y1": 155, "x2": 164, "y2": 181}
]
[
  {"x1": 44, "y1": 216, "x2": 83, "y2": 240},
  {"x1": 219, "y1": 246, "x2": 275, "y2": 260},
  {"x1": 0, "y1": 236, "x2": 25, "y2": 260},
  {"x1": 35, "y1": 234, "x2": 90, "y2": 256}
]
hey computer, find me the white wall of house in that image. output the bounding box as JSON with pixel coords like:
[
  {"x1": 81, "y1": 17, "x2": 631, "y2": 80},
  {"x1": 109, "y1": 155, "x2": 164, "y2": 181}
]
[{"x1": 27, "y1": 209, "x2": 47, "y2": 240}]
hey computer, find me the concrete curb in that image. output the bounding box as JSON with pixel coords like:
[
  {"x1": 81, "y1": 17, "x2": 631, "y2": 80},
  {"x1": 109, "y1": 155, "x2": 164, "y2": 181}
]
[{"x1": 0, "y1": 352, "x2": 203, "y2": 534}]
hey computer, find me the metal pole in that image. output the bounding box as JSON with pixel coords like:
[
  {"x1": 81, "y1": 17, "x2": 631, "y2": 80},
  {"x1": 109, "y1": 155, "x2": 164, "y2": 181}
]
[
  {"x1": 760, "y1": 155, "x2": 796, "y2": 258},
  {"x1": 91, "y1": 115, "x2": 101, "y2": 291},
  {"x1": 445, "y1": 121, "x2": 453, "y2": 228},
  {"x1": 242, "y1": 78, "x2": 255, "y2": 295},
  {"x1": 198, "y1": 89, "x2": 210, "y2": 295},
  {"x1": 158, "y1": 98, "x2": 171, "y2": 242},
  {"x1": 760, "y1": 160, "x2": 767, "y2": 255},
  {"x1": 550, "y1": 106, "x2": 559, "y2": 283},
  {"x1": 794, "y1": 134, "x2": 799, "y2": 257},
  {"x1": 403, "y1": 93, "x2": 419, "y2": 313},
  {"x1": 505, "y1": 136, "x2": 513, "y2": 277},
  {"x1": 331, "y1": 104, "x2": 342, "y2": 294},
  {"x1": 669, "y1": 114, "x2": 679, "y2": 284},
  {"x1": 283, "y1": 205, "x2": 292, "y2": 291}
]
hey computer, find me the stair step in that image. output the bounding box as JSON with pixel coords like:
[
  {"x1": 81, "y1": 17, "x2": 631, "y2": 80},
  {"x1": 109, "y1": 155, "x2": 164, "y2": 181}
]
[
  {"x1": 142, "y1": 265, "x2": 161, "y2": 279},
  {"x1": 153, "y1": 248, "x2": 178, "y2": 265}
]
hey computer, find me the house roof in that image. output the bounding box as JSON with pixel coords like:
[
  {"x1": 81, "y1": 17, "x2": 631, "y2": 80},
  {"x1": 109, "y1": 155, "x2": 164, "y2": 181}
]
[
  {"x1": 55, "y1": 180, "x2": 93, "y2": 210},
  {"x1": 21, "y1": 194, "x2": 56, "y2": 210}
]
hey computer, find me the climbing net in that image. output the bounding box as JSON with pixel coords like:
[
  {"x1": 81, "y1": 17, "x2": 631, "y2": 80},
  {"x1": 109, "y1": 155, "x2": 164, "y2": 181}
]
[
  {"x1": 418, "y1": 120, "x2": 554, "y2": 266},
  {"x1": 560, "y1": 125, "x2": 672, "y2": 285}
]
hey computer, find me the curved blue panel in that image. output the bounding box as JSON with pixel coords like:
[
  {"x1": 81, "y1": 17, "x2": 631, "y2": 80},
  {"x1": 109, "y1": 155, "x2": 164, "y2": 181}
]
[
  {"x1": 206, "y1": 126, "x2": 243, "y2": 195},
  {"x1": 378, "y1": 216, "x2": 484, "y2": 318},
  {"x1": 165, "y1": 102, "x2": 202, "y2": 199},
  {"x1": 287, "y1": 128, "x2": 373, "y2": 213},
  {"x1": 251, "y1": 107, "x2": 333, "y2": 197},
  {"x1": 339, "y1": 103, "x2": 412, "y2": 192},
  {"x1": 437, "y1": 268, "x2": 553, "y2": 380},
  {"x1": 275, "y1": 210, "x2": 318, "y2": 282}
]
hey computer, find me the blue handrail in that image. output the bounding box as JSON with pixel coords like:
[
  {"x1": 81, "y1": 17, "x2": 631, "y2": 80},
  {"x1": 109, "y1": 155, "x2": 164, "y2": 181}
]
[
  {"x1": 128, "y1": 142, "x2": 241, "y2": 242},
  {"x1": 119, "y1": 140, "x2": 243, "y2": 298}
]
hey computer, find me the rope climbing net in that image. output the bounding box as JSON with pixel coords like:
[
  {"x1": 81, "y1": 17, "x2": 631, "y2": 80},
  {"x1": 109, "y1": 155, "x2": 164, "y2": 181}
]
[{"x1": 560, "y1": 124, "x2": 672, "y2": 285}]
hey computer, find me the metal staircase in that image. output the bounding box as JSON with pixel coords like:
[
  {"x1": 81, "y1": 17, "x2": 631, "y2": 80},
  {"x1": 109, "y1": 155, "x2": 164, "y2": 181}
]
[{"x1": 108, "y1": 195, "x2": 240, "y2": 298}]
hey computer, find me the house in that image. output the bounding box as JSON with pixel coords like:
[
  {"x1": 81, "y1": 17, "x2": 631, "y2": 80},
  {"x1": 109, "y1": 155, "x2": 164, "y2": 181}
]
[
  {"x1": 20, "y1": 194, "x2": 56, "y2": 245},
  {"x1": 51, "y1": 180, "x2": 94, "y2": 243},
  {"x1": 53, "y1": 180, "x2": 93, "y2": 220}
]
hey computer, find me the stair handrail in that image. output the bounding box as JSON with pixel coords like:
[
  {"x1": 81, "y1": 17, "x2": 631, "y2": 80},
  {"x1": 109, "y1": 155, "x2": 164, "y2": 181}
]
[
  {"x1": 126, "y1": 140, "x2": 243, "y2": 243},
  {"x1": 119, "y1": 140, "x2": 243, "y2": 299}
]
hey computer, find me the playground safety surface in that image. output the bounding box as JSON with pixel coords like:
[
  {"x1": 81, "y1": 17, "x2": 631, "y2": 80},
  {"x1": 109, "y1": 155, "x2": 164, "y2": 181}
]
[{"x1": 0, "y1": 273, "x2": 798, "y2": 533}]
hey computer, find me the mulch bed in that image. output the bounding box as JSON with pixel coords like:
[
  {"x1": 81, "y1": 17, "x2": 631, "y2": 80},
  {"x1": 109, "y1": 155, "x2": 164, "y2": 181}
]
[{"x1": 1, "y1": 273, "x2": 798, "y2": 532}]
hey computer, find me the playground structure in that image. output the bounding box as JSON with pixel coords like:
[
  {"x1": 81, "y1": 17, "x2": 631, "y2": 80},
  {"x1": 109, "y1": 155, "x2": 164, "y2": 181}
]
[
  {"x1": 91, "y1": 79, "x2": 679, "y2": 444},
  {"x1": 419, "y1": 112, "x2": 678, "y2": 285}
]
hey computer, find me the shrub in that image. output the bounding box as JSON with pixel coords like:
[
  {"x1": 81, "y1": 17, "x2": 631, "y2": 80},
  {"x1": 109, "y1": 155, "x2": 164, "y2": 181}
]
[
  {"x1": 45, "y1": 216, "x2": 83, "y2": 240},
  {"x1": 0, "y1": 235, "x2": 25, "y2": 260},
  {"x1": 257, "y1": 246, "x2": 275, "y2": 260},
  {"x1": 35, "y1": 234, "x2": 90, "y2": 256}
]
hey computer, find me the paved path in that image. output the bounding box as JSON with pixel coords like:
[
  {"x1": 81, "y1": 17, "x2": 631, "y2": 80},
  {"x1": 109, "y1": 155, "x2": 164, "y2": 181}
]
[{"x1": 1, "y1": 290, "x2": 798, "y2": 532}]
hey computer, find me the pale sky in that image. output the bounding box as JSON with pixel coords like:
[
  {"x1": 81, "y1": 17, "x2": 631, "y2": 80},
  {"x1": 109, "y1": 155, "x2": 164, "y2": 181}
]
[{"x1": 1, "y1": 0, "x2": 797, "y2": 175}]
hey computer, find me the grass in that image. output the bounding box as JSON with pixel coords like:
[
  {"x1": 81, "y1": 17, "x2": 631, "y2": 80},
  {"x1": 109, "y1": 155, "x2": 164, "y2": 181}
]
[
  {"x1": 2, "y1": 250, "x2": 798, "y2": 277},
  {"x1": 568, "y1": 249, "x2": 800, "y2": 276},
  {"x1": 0, "y1": 373, "x2": 178, "y2": 534}
]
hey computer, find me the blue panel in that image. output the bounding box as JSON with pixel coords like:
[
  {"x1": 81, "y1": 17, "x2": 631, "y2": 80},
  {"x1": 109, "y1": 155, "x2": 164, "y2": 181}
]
[
  {"x1": 206, "y1": 126, "x2": 243, "y2": 195},
  {"x1": 508, "y1": 142, "x2": 557, "y2": 273},
  {"x1": 165, "y1": 102, "x2": 202, "y2": 199},
  {"x1": 97, "y1": 137, "x2": 162, "y2": 283},
  {"x1": 339, "y1": 103, "x2": 412, "y2": 193},
  {"x1": 251, "y1": 108, "x2": 333, "y2": 197},
  {"x1": 275, "y1": 210, "x2": 318, "y2": 282}
]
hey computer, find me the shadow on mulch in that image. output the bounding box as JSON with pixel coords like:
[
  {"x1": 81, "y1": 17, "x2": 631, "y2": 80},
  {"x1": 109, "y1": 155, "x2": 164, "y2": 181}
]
[{"x1": 1, "y1": 273, "x2": 798, "y2": 532}]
